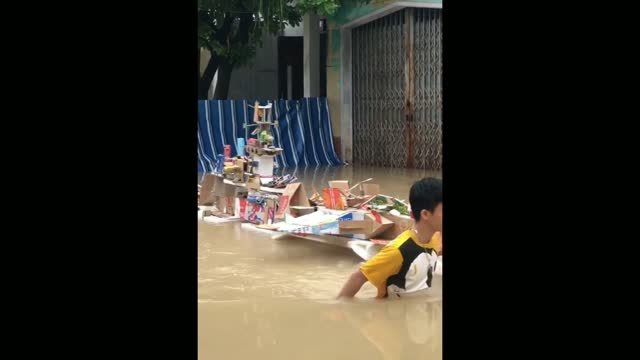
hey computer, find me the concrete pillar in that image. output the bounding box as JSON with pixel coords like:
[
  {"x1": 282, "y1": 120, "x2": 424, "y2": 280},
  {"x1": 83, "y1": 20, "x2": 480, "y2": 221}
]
[
  {"x1": 340, "y1": 28, "x2": 353, "y2": 163},
  {"x1": 303, "y1": 11, "x2": 320, "y2": 97}
]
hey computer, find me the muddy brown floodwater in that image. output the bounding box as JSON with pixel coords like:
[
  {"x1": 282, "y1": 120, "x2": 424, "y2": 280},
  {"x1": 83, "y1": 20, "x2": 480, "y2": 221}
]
[{"x1": 199, "y1": 165, "x2": 442, "y2": 360}]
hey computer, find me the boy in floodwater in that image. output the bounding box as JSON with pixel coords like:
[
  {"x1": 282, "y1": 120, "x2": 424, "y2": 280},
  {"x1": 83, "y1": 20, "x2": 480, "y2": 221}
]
[{"x1": 337, "y1": 177, "x2": 442, "y2": 299}]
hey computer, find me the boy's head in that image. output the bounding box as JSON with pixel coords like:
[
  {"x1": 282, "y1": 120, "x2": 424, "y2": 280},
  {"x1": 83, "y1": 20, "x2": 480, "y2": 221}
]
[{"x1": 409, "y1": 177, "x2": 442, "y2": 232}]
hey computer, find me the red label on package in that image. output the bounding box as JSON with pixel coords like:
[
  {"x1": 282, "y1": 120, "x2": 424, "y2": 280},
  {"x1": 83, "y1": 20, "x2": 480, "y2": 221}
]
[
  {"x1": 371, "y1": 210, "x2": 382, "y2": 224},
  {"x1": 277, "y1": 195, "x2": 290, "y2": 216},
  {"x1": 248, "y1": 204, "x2": 260, "y2": 222},
  {"x1": 268, "y1": 207, "x2": 275, "y2": 224},
  {"x1": 239, "y1": 198, "x2": 247, "y2": 218}
]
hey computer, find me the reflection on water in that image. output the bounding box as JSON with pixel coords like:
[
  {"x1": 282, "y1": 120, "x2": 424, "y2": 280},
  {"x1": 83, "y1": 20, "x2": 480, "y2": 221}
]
[{"x1": 199, "y1": 165, "x2": 442, "y2": 360}]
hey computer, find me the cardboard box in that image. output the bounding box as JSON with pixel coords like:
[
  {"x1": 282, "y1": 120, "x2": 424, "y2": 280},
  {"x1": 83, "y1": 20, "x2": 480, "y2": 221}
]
[
  {"x1": 361, "y1": 183, "x2": 380, "y2": 196},
  {"x1": 276, "y1": 183, "x2": 310, "y2": 219},
  {"x1": 276, "y1": 209, "x2": 392, "y2": 239},
  {"x1": 338, "y1": 210, "x2": 395, "y2": 239},
  {"x1": 235, "y1": 158, "x2": 247, "y2": 172},
  {"x1": 338, "y1": 220, "x2": 373, "y2": 233},
  {"x1": 289, "y1": 206, "x2": 316, "y2": 217},
  {"x1": 380, "y1": 212, "x2": 415, "y2": 239},
  {"x1": 277, "y1": 209, "x2": 354, "y2": 235},
  {"x1": 215, "y1": 196, "x2": 236, "y2": 215},
  {"x1": 246, "y1": 175, "x2": 261, "y2": 191},
  {"x1": 199, "y1": 173, "x2": 237, "y2": 205},
  {"x1": 237, "y1": 198, "x2": 276, "y2": 225},
  {"x1": 347, "y1": 195, "x2": 373, "y2": 208},
  {"x1": 328, "y1": 179, "x2": 380, "y2": 196},
  {"x1": 323, "y1": 188, "x2": 346, "y2": 210},
  {"x1": 328, "y1": 180, "x2": 350, "y2": 192},
  {"x1": 234, "y1": 187, "x2": 248, "y2": 199},
  {"x1": 198, "y1": 174, "x2": 216, "y2": 205}
]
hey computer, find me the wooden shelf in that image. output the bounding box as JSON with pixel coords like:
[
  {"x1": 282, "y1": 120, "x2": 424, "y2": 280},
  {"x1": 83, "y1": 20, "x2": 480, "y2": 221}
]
[{"x1": 245, "y1": 145, "x2": 283, "y2": 156}]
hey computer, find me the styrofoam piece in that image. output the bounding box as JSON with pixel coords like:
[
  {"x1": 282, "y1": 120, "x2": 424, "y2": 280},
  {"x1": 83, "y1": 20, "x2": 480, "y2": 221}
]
[
  {"x1": 254, "y1": 155, "x2": 275, "y2": 177},
  {"x1": 239, "y1": 223, "x2": 291, "y2": 240},
  {"x1": 203, "y1": 215, "x2": 242, "y2": 224},
  {"x1": 286, "y1": 233, "x2": 354, "y2": 249},
  {"x1": 198, "y1": 206, "x2": 218, "y2": 220},
  {"x1": 349, "y1": 240, "x2": 384, "y2": 261}
]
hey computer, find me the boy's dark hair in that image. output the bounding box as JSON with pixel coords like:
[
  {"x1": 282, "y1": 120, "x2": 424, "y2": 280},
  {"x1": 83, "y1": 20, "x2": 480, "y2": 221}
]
[{"x1": 409, "y1": 177, "x2": 442, "y2": 221}]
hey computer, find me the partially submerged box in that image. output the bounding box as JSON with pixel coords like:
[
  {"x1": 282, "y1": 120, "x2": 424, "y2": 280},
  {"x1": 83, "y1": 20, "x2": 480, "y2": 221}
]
[
  {"x1": 199, "y1": 173, "x2": 237, "y2": 205},
  {"x1": 347, "y1": 195, "x2": 373, "y2": 208},
  {"x1": 328, "y1": 180, "x2": 349, "y2": 192},
  {"x1": 339, "y1": 210, "x2": 394, "y2": 239},
  {"x1": 215, "y1": 196, "x2": 236, "y2": 215},
  {"x1": 322, "y1": 188, "x2": 346, "y2": 210},
  {"x1": 278, "y1": 209, "x2": 353, "y2": 235},
  {"x1": 277, "y1": 209, "x2": 393, "y2": 239},
  {"x1": 328, "y1": 180, "x2": 380, "y2": 196},
  {"x1": 327, "y1": 180, "x2": 379, "y2": 208},
  {"x1": 360, "y1": 183, "x2": 380, "y2": 196},
  {"x1": 275, "y1": 183, "x2": 310, "y2": 219},
  {"x1": 236, "y1": 198, "x2": 276, "y2": 225},
  {"x1": 381, "y1": 212, "x2": 414, "y2": 239},
  {"x1": 289, "y1": 206, "x2": 315, "y2": 217}
]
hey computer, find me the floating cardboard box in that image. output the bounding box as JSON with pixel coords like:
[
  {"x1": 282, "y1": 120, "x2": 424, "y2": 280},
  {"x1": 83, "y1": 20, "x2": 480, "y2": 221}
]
[
  {"x1": 327, "y1": 179, "x2": 379, "y2": 207},
  {"x1": 339, "y1": 210, "x2": 394, "y2": 239},
  {"x1": 381, "y1": 212, "x2": 414, "y2": 239},
  {"x1": 328, "y1": 179, "x2": 380, "y2": 196},
  {"x1": 276, "y1": 209, "x2": 392, "y2": 239},
  {"x1": 289, "y1": 206, "x2": 316, "y2": 217},
  {"x1": 215, "y1": 196, "x2": 236, "y2": 215},
  {"x1": 276, "y1": 183, "x2": 310, "y2": 219},
  {"x1": 328, "y1": 180, "x2": 350, "y2": 192},
  {"x1": 323, "y1": 188, "x2": 346, "y2": 210},
  {"x1": 237, "y1": 198, "x2": 276, "y2": 225},
  {"x1": 199, "y1": 173, "x2": 236, "y2": 205},
  {"x1": 347, "y1": 195, "x2": 373, "y2": 208},
  {"x1": 198, "y1": 174, "x2": 217, "y2": 205},
  {"x1": 277, "y1": 209, "x2": 354, "y2": 235},
  {"x1": 361, "y1": 183, "x2": 380, "y2": 196}
]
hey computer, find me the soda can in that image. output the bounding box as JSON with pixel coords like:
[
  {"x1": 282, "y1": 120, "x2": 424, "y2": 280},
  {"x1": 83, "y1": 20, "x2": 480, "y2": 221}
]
[{"x1": 216, "y1": 154, "x2": 224, "y2": 173}]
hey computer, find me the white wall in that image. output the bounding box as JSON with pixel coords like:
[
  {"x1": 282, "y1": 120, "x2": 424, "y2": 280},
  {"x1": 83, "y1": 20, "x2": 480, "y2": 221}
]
[{"x1": 284, "y1": 23, "x2": 303, "y2": 37}]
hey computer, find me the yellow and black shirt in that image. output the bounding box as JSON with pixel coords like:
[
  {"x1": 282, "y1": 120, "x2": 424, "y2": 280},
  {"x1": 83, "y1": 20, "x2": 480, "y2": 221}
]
[{"x1": 360, "y1": 230, "x2": 441, "y2": 298}]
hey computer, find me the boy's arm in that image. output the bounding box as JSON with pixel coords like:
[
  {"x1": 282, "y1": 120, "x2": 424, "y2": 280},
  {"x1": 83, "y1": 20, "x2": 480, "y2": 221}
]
[
  {"x1": 337, "y1": 245, "x2": 403, "y2": 299},
  {"x1": 337, "y1": 270, "x2": 368, "y2": 299}
]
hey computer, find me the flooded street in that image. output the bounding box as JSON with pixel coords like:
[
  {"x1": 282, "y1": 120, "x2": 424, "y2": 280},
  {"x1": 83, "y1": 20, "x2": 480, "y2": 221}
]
[{"x1": 199, "y1": 166, "x2": 442, "y2": 360}]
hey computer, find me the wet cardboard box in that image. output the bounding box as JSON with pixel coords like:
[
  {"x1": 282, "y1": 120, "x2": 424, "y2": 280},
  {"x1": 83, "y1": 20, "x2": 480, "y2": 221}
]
[
  {"x1": 278, "y1": 209, "x2": 393, "y2": 239},
  {"x1": 275, "y1": 183, "x2": 310, "y2": 220},
  {"x1": 380, "y1": 212, "x2": 414, "y2": 239},
  {"x1": 199, "y1": 173, "x2": 237, "y2": 206},
  {"x1": 236, "y1": 198, "x2": 276, "y2": 225},
  {"x1": 338, "y1": 210, "x2": 394, "y2": 240}
]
